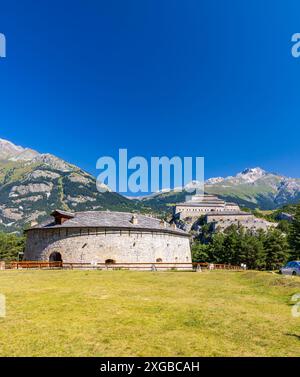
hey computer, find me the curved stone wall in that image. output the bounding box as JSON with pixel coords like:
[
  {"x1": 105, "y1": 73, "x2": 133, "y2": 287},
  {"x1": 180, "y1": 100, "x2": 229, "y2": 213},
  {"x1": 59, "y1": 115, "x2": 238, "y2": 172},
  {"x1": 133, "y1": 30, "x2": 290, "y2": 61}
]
[{"x1": 24, "y1": 227, "x2": 191, "y2": 264}]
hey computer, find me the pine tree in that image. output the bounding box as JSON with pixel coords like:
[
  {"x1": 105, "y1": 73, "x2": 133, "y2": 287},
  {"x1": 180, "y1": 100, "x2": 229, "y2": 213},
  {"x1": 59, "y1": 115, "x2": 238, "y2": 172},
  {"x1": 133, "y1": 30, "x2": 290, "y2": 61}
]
[
  {"x1": 222, "y1": 225, "x2": 241, "y2": 265},
  {"x1": 209, "y1": 233, "x2": 226, "y2": 263},
  {"x1": 264, "y1": 229, "x2": 290, "y2": 270},
  {"x1": 191, "y1": 242, "x2": 210, "y2": 263},
  {"x1": 289, "y1": 204, "x2": 300, "y2": 260},
  {"x1": 239, "y1": 230, "x2": 265, "y2": 270}
]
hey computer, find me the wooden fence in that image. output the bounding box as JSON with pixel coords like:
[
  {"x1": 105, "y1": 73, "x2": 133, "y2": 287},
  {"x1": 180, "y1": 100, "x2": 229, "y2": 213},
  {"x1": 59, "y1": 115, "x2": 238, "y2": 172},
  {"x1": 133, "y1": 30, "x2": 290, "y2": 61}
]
[
  {"x1": 194, "y1": 262, "x2": 243, "y2": 271},
  {"x1": 4, "y1": 261, "x2": 243, "y2": 271}
]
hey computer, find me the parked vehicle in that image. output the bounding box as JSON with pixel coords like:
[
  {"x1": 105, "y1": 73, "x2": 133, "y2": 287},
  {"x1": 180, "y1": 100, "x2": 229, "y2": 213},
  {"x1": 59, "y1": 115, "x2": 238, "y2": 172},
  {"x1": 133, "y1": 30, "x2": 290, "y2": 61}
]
[{"x1": 279, "y1": 261, "x2": 300, "y2": 276}]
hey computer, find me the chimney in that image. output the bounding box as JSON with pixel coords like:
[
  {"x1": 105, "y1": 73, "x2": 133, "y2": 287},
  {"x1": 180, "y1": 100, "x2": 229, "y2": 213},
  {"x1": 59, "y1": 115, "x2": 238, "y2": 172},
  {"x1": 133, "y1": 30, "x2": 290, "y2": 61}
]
[
  {"x1": 30, "y1": 220, "x2": 38, "y2": 228},
  {"x1": 131, "y1": 214, "x2": 138, "y2": 225},
  {"x1": 160, "y1": 219, "x2": 167, "y2": 228},
  {"x1": 51, "y1": 210, "x2": 74, "y2": 225}
]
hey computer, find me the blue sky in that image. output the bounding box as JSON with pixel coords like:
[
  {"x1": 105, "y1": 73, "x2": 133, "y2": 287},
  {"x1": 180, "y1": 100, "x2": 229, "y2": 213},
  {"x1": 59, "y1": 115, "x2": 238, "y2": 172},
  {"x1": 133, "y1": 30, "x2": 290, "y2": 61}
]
[{"x1": 0, "y1": 0, "x2": 300, "y2": 189}]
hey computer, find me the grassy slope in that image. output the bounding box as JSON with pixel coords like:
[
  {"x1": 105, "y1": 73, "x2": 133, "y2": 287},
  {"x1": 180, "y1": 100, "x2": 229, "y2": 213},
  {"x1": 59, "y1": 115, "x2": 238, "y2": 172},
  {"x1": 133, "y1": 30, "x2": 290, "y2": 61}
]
[
  {"x1": 0, "y1": 270, "x2": 299, "y2": 356},
  {"x1": 0, "y1": 160, "x2": 149, "y2": 233},
  {"x1": 0, "y1": 160, "x2": 43, "y2": 186}
]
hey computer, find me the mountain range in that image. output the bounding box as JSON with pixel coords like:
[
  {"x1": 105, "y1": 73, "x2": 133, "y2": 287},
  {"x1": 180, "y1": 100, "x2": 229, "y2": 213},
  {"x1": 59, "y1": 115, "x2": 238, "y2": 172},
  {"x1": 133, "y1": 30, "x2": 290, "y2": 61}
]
[
  {"x1": 0, "y1": 138, "x2": 299, "y2": 232},
  {"x1": 0, "y1": 139, "x2": 143, "y2": 232},
  {"x1": 205, "y1": 167, "x2": 300, "y2": 209},
  {"x1": 139, "y1": 167, "x2": 300, "y2": 212}
]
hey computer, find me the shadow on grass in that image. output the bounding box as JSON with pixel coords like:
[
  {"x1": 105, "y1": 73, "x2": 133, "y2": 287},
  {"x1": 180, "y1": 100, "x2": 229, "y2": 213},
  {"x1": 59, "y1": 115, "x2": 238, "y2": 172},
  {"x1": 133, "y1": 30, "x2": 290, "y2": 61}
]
[{"x1": 285, "y1": 333, "x2": 300, "y2": 341}]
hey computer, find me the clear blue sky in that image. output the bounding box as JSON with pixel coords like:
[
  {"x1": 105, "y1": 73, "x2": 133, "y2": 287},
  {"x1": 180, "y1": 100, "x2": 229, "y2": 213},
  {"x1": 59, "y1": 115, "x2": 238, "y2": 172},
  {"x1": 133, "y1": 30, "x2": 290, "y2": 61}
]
[{"x1": 0, "y1": 0, "x2": 300, "y2": 184}]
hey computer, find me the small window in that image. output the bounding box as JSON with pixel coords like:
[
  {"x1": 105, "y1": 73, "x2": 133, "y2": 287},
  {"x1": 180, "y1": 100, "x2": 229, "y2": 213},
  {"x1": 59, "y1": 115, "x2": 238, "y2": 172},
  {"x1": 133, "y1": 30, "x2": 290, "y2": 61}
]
[
  {"x1": 156, "y1": 258, "x2": 162, "y2": 263},
  {"x1": 49, "y1": 251, "x2": 62, "y2": 262},
  {"x1": 105, "y1": 259, "x2": 116, "y2": 265}
]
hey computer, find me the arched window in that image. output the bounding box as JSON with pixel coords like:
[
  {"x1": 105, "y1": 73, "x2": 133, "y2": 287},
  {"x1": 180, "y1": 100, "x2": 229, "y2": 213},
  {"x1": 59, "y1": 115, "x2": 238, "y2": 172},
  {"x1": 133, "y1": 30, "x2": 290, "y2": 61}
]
[
  {"x1": 49, "y1": 251, "x2": 62, "y2": 262},
  {"x1": 105, "y1": 259, "x2": 116, "y2": 265}
]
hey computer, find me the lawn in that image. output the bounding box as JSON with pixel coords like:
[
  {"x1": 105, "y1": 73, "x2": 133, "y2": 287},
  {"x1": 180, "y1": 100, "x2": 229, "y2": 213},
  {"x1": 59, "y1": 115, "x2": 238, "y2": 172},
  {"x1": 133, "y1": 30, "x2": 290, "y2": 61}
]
[{"x1": 0, "y1": 269, "x2": 299, "y2": 356}]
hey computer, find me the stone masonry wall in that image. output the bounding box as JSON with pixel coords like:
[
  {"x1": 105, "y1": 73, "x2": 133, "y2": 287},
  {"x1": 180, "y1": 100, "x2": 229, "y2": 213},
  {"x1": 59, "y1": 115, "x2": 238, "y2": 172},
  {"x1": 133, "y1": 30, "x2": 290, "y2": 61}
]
[{"x1": 24, "y1": 228, "x2": 191, "y2": 265}]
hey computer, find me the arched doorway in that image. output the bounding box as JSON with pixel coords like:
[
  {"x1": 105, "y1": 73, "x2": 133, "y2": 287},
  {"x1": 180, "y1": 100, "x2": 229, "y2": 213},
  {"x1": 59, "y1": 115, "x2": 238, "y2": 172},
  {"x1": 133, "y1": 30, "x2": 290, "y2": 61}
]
[
  {"x1": 49, "y1": 252, "x2": 62, "y2": 262},
  {"x1": 105, "y1": 259, "x2": 116, "y2": 265}
]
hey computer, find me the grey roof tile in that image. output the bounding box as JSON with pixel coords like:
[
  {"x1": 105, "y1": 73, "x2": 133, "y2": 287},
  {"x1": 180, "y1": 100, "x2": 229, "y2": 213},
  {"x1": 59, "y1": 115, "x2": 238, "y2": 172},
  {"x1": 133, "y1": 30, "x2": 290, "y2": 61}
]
[{"x1": 29, "y1": 210, "x2": 190, "y2": 237}]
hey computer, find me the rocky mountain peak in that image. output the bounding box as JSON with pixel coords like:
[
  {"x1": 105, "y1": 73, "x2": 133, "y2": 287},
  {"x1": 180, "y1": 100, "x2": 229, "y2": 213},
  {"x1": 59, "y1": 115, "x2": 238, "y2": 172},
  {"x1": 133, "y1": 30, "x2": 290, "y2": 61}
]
[
  {"x1": 0, "y1": 137, "x2": 133, "y2": 233},
  {"x1": 241, "y1": 167, "x2": 266, "y2": 175},
  {"x1": 0, "y1": 138, "x2": 40, "y2": 161},
  {"x1": 0, "y1": 138, "x2": 23, "y2": 158},
  {"x1": 238, "y1": 167, "x2": 267, "y2": 182},
  {"x1": 206, "y1": 177, "x2": 225, "y2": 184}
]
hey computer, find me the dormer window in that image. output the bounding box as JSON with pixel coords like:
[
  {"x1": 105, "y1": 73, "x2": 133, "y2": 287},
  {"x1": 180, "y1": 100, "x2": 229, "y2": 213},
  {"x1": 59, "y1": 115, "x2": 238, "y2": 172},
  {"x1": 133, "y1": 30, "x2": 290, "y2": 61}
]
[{"x1": 51, "y1": 210, "x2": 75, "y2": 225}]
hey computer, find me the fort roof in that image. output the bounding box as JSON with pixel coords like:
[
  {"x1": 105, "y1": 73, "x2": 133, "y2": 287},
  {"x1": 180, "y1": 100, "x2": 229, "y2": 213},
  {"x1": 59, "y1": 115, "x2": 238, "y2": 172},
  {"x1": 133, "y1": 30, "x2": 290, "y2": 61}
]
[
  {"x1": 205, "y1": 211, "x2": 253, "y2": 217},
  {"x1": 176, "y1": 202, "x2": 226, "y2": 207},
  {"x1": 176, "y1": 194, "x2": 226, "y2": 206},
  {"x1": 27, "y1": 210, "x2": 190, "y2": 237}
]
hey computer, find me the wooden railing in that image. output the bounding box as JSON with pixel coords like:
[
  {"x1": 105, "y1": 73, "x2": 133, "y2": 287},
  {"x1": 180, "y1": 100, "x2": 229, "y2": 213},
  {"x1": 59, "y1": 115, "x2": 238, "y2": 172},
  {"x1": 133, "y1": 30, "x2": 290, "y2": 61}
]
[
  {"x1": 193, "y1": 262, "x2": 243, "y2": 271},
  {"x1": 7, "y1": 261, "x2": 63, "y2": 269},
  {"x1": 3, "y1": 261, "x2": 243, "y2": 271}
]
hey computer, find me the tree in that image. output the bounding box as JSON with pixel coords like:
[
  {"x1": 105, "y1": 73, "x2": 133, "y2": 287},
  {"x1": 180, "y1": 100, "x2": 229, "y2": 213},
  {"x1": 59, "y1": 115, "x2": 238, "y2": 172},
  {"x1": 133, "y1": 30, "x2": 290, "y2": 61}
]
[
  {"x1": 264, "y1": 229, "x2": 290, "y2": 270},
  {"x1": 208, "y1": 226, "x2": 262, "y2": 267},
  {"x1": 191, "y1": 221, "x2": 290, "y2": 270},
  {"x1": 239, "y1": 230, "x2": 266, "y2": 270},
  {"x1": 222, "y1": 225, "x2": 241, "y2": 265},
  {"x1": 289, "y1": 204, "x2": 300, "y2": 260},
  {"x1": 277, "y1": 220, "x2": 291, "y2": 234},
  {"x1": 0, "y1": 232, "x2": 25, "y2": 261},
  {"x1": 192, "y1": 242, "x2": 210, "y2": 263},
  {"x1": 193, "y1": 217, "x2": 213, "y2": 244},
  {"x1": 208, "y1": 232, "x2": 226, "y2": 263}
]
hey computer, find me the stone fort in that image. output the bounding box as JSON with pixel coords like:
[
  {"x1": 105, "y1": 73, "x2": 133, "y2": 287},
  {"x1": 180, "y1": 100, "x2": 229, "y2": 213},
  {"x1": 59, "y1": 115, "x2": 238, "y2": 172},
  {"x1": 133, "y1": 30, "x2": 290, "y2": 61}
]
[
  {"x1": 174, "y1": 194, "x2": 240, "y2": 218},
  {"x1": 174, "y1": 194, "x2": 276, "y2": 232},
  {"x1": 24, "y1": 210, "x2": 191, "y2": 268}
]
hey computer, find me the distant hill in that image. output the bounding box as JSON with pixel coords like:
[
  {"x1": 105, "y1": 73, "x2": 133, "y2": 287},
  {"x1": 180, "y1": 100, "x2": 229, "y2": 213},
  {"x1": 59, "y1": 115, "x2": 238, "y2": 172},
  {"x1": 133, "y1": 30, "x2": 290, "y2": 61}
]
[
  {"x1": 1, "y1": 139, "x2": 299, "y2": 232},
  {"x1": 140, "y1": 167, "x2": 300, "y2": 212},
  {"x1": 0, "y1": 139, "x2": 143, "y2": 232}
]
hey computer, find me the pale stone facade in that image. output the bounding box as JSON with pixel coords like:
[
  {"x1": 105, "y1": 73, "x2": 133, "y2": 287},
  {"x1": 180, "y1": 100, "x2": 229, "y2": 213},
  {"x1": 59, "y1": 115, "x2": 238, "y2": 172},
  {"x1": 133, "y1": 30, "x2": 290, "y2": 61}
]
[
  {"x1": 174, "y1": 194, "x2": 240, "y2": 220},
  {"x1": 25, "y1": 228, "x2": 191, "y2": 264},
  {"x1": 206, "y1": 212, "x2": 277, "y2": 232},
  {"x1": 24, "y1": 210, "x2": 191, "y2": 268},
  {"x1": 174, "y1": 194, "x2": 277, "y2": 232}
]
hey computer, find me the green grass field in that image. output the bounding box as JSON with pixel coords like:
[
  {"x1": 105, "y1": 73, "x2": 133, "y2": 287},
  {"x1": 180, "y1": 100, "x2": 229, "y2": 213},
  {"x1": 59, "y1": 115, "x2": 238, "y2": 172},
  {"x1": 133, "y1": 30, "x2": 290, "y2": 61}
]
[{"x1": 0, "y1": 269, "x2": 299, "y2": 356}]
